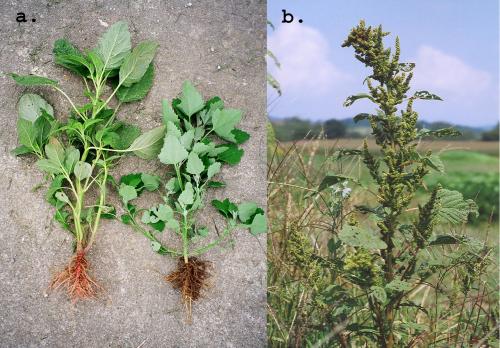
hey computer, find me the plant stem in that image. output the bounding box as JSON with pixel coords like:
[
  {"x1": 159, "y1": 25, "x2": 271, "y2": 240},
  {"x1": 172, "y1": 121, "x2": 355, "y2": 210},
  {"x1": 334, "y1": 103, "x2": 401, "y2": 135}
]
[{"x1": 182, "y1": 210, "x2": 189, "y2": 263}]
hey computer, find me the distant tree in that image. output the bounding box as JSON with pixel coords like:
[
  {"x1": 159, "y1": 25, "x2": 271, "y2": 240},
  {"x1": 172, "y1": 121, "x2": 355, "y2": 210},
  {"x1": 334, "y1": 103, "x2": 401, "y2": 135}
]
[
  {"x1": 481, "y1": 123, "x2": 499, "y2": 141},
  {"x1": 323, "y1": 118, "x2": 346, "y2": 138},
  {"x1": 272, "y1": 117, "x2": 321, "y2": 141}
]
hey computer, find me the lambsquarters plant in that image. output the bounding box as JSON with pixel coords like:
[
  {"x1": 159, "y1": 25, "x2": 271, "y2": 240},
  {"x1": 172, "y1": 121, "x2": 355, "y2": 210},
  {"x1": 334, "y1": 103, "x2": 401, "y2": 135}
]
[
  {"x1": 11, "y1": 21, "x2": 159, "y2": 301},
  {"x1": 336, "y1": 21, "x2": 480, "y2": 347},
  {"x1": 117, "y1": 81, "x2": 266, "y2": 321}
]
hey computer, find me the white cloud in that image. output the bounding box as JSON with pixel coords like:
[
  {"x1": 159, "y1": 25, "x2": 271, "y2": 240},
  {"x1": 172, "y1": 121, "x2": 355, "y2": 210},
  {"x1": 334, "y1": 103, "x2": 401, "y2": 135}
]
[
  {"x1": 268, "y1": 23, "x2": 349, "y2": 97},
  {"x1": 413, "y1": 45, "x2": 491, "y2": 98}
]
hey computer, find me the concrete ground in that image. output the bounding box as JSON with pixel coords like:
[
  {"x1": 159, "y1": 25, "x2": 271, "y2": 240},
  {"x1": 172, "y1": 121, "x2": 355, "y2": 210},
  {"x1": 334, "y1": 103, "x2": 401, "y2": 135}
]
[{"x1": 0, "y1": 1, "x2": 266, "y2": 347}]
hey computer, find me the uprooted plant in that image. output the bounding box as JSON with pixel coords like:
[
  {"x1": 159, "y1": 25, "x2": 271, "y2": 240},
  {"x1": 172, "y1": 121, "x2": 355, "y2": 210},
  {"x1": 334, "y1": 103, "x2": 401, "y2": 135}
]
[
  {"x1": 117, "y1": 81, "x2": 267, "y2": 321},
  {"x1": 11, "y1": 21, "x2": 159, "y2": 302}
]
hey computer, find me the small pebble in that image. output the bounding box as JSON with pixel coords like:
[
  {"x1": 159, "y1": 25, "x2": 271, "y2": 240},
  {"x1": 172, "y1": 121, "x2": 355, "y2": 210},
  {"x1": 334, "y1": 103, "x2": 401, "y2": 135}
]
[{"x1": 185, "y1": 2, "x2": 192, "y2": 8}]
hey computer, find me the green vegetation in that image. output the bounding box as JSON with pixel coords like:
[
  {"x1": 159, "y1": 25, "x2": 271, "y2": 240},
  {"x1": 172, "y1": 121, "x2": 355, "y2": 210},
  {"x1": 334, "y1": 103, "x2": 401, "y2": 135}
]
[
  {"x1": 117, "y1": 81, "x2": 266, "y2": 321},
  {"x1": 267, "y1": 21, "x2": 498, "y2": 347},
  {"x1": 11, "y1": 21, "x2": 158, "y2": 301}
]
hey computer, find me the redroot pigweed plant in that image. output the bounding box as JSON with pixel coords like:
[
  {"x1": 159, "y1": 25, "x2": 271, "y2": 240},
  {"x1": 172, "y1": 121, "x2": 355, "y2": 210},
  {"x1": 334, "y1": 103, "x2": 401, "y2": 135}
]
[
  {"x1": 11, "y1": 21, "x2": 159, "y2": 302},
  {"x1": 330, "y1": 21, "x2": 492, "y2": 347},
  {"x1": 117, "y1": 81, "x2": 266, "y2": 321}
]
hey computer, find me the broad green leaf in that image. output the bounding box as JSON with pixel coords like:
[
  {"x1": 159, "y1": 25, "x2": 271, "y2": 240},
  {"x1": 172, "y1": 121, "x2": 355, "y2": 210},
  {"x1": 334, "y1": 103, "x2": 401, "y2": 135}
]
[
  {"x1": 237, "y1": 202, "x2": 258, "y2": 224},
  {"x1": 212, "y1": 109, "x2": 242, "y2": 142},
  {"x1": 232, "y1": 128, "x2": 250, "y2": 144},
  {"x1": 178, "y1": 182, "x2": 194, "y2": 206},
  {"x1": 11, "y1": 145, "x2": 32, "y2": 156},
  {"x1": 55, "y1": 191, "x2": 70, "y2": 204},
  {"x1": 119, "y1": 41, "x2": 158, "y2": 87},
  {"x1": 155, "y1": 204, "x2": 174, "y2": 221},
  {"x1": 33, "y1": 111, "x2": 53, "y2": 151},
  {"x1": 192, "y1": 142, "x2": 211, "y2": 154},
  {"x1": 180, "y1": 129, "x2": 195, "y2": 149},
  {"x1": 141, "y1": 173, "x2": 160, "y2": 191},
  {"x1": 151, "y1": 240, "x2": 162, "y2": 252},
  {"x1": 115, "y1": 63, "x2": 154, "y2": 103},
  {"x1": 197, "y1": 226, "x2": 209, "y2": 237},
  {"x1": 73, "y1": 161, "x2": 92, "y2": 180},
  {"x1": 120, "y1": 173, "x2": 143, "y2": 188},
  {"x1": 53, "y1": 38, "x2": 90, "y2": 77},
  {"x1": 422, "y1": 154, "x2": 444, "y2": 173},
  {"x1": 370, "y1": 286, "x2": 387, "y2": 304},
  {"x1": 162, "y1": 99, "x2": 179, "y2": 125},
  {"x1": 96, "y1": 21, "x2": 131, "y2": 70},
  {"x1": 217, "y1": 145, "x2": 243, "y2": 165},
  {"x1": 158, "y1": 134, "x2": 188, "y2": 165},
  {"x1": 45, "y1": 139, "x2": 65, "y2": 164},
  {"x1": 127, "y1": 125, "x2": 166, "y2": 159},
  {"x1": 339, "y1": 225, "x2": 387, "y2": 249},
  {"x1": 212, "y1": 198, "x2": 238, "y2": 218},
  {"x1": 250, "y1": 213, "x2": 267, "y2": 235},
  {"x1": 87, "y1": 51, "x2": 104, "y2": 75},
  {"x1": 435, "y1": 189, "x2": 478, "y2": 224},
  {"x1": 119, "y1": 183, "x2": 137, "y2": 203},
  {"x1": 386, "y1": 279, "x2": 412, "y2": 292},
  {"x1": 18, "y1": 94, "x2": 53, "y2": 122},
  {"x1": 207, "y1": 162, "x2": 221, "y2": 179},
  {"x1": 166, "y1": 121, "x2": 182, "y2": 139},
  {"x1": 178, "y1": 81, "x2": 204, "y2": 116},
  {"x1": 207, "y1": 181, "x2": 225, "y2": 188},
  {"x1": 36, "y1": 159, "x2": 63, "y2": 174},
  {"x1": 17, "y1": 119, "x2": 39, "y2": 153},
  {"x1": 103, "y1": 123, "x2": 141, "y2": 150},
  {"x1": 10, "y1": 73, "x2": 58, "y2": 87},
  {"x1": 186, "y1": 152, "x2": 204, "y2": 175}
]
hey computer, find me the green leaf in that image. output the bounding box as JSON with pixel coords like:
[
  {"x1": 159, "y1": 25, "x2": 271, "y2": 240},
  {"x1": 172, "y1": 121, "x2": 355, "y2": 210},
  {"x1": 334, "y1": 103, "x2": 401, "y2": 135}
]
[
  {"x1": 45, "y1": 140, "x2": 65, "y2": 164},
  {"x1": 413, "y1": 90, "x2": 442, "y2": 101},
  {"x1": 370, "y1": 286, "x2": 387, "y2": 304},
  {"x1": 11, "y1": 145, "x2": 32, "y2": 156},
  {"x1": 119, "y1": 41, "x2": 158, "y2": 87},
  {"x1": 186, "y1": 152, "x2": 204, "y2": 175},
  {"x1": 207, "y1": 181, "x2": 225, "y2": 188},
  {"x1": 318, "y1": 174, "x2": 351, "y2": 192},
  {"x1": 178, "y1": 182, "x2": 194, "y2": 206},
  {"x1": 386, "y1": 279, "x2": 413, "y2": 292},
  {"x1": 422, "y1": 154, "x2": 444, "y2": 173},
  {"x1": 103, "y1": 123, "x2": 141, "y2": 150},
  {"x1": 100, "y1": 205, "x2": 116, "y2": 219},
  {"x1": 120, "y1": 173, "x2": 143, "y2": 188},
  {"x1": 151, "y1": 240, "x2": 162, "y2": 252},
  {"x1": 121, "y1": 214, "x2": 134, "y2": 225},
  {"x1": 10, "y1": 73, "x2": 58, "y2": 87},
  {"x1": 237, "y1": 202, "x2": 258, "y2": 224},
  {"x1": 212, "y1": 108, "x2": 242, "y2": 142},
  {"x1": 73, "y1": 161, "x2": 92, "y2": 180},
  {"x1": 217, "y1": 144, "x2": 244, "y2": 165},
  {"x1": 211, "y1": 198, "x2": 238, "y2": 218},
  {"x1": 53, "y1": 39, "x2": 90, "y2": 77},
  {"x1": 435, "y1": 189, "x2": 478, "y2": 224},
  {"x1": 232, "y1": 128, "x2": 250, "y2": 144},
  {"x1": 141, "y1": 173, "x2": 160, "y2": 191},
  {"x1": 55, "y1": 191, "x2": 70, "y2": 204},
  {"x1": 180, "y1": 129, "x2": 195, "y2": 150},
  {"x1": 96, "y1": 21, "x2": 131, "y2": 70},
  {"x1": 417, "y1": 127, "x2": 461, "y2": 138},
  {"x1": 115, "y1": 63, "x2": 154, "y2": 103},
  {"x1": 119, "y1": 183, "x2": 137, "y2": 203},
  {"x1": 192, "y1": 142, "x2": 211, "y2": 154},
  {"x1": 18, "y1": 94, "x2": 54, "y2": 122},
  {"x1": 162, "y1": 99, "x2": 179, "y2": 125},
  {"x1": 429, "y1": 234, "x2": 468, "y2": 246},
  {"x1": 207, "y1": 162, "x2": 221, "y2": 179},
  {"x1": 158, "y1": 134, "x2": 188, "y2": 165},
  {"x1": 249, "y1": 213, "x2": 267, "y2": 235},
  {"x1": 37, "y1": 159, "x2": 62, "y2": 174},
  {"x1": 343, "y1": 93, "x2": 375, "y2": 107},
  {"x1": 33, "y1": 111, "x2": 54, "y2": 150},
  {"x1": 339, "y1": 225, "x2": 387, "y2": 249},
  {"x1": 178, "y1": 81, "x2": 204, "y2": 117},
  {"x1": 127, "y1": 125, "x2": 166, "y2": 159},
  {"x1": 17, "y1": 119, "x2": 39, "y2": 154}
]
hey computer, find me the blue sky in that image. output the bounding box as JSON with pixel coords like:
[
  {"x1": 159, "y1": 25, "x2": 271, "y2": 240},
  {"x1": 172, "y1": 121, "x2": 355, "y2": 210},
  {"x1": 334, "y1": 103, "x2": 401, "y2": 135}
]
[{"x1": 268, "y1": 0, "x2": 499, "y2": 127}]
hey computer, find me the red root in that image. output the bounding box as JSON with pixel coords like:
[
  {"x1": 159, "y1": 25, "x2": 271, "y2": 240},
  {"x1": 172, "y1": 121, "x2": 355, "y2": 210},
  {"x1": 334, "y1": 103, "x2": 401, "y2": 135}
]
[
  {"x1": 165, "y1": 257, "x2": 211, "y2": 322},
  {"x1": 49, "y1": 251, "x2": 101, "y2": 303}
]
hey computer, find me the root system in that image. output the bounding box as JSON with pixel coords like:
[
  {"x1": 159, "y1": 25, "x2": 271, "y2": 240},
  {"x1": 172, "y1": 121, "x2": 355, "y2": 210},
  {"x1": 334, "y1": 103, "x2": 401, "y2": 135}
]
[
  {"x1": 49, "y1": 251, "x2": 101, "y2": 303},
  {"x1": 165, "y1": 257, "x2": 211, "y2": 322}
]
